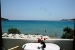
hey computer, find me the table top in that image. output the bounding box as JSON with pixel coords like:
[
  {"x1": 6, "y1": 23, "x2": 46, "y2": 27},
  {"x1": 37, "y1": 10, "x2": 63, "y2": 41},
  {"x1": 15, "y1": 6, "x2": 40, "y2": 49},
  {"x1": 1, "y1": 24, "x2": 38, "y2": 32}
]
[{"x1": 22, "y1": 43, "x2": 60, "y2": 50}]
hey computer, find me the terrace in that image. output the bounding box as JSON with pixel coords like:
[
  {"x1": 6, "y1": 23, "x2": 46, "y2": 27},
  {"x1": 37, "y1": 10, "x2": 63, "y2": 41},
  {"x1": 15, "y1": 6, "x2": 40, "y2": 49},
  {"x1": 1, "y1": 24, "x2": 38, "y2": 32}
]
[{"x1": 2, "y1": 33, "x2": 73, "y2": 50}]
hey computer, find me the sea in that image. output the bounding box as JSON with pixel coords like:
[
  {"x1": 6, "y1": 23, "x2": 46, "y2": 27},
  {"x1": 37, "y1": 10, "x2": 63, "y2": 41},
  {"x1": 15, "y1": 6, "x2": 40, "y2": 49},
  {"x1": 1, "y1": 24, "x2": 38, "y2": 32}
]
[{"x1": 1, "y1": 20, "x2": 74, "y2": 38}]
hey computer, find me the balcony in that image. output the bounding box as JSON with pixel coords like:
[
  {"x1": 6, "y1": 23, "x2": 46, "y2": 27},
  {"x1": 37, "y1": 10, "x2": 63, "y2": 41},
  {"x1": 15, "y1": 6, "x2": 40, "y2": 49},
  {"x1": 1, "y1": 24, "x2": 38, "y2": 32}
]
[{"x1": 2, "y1": 38, "x2": 73, "y2": 50}]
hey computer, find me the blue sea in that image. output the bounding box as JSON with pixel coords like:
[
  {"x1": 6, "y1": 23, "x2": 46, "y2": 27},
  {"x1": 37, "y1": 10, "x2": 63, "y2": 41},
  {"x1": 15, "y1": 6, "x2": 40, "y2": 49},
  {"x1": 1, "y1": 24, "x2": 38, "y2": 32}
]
[{"x1": 1, "y1": 20, "x2": 74, "y2": 38}]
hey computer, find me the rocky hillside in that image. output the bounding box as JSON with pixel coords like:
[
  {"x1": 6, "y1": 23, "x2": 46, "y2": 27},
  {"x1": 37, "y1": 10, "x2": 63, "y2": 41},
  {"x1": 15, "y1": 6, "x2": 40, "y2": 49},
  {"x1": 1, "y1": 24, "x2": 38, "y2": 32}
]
[{"x1": 1, "y1": 18, "x2": 9, "y2": 20}]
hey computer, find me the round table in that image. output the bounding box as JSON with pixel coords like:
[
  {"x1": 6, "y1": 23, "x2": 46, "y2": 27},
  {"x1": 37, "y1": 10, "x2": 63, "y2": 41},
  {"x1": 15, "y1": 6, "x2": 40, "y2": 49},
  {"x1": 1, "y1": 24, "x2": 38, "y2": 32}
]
[{"x1": 22, "y1": 43, "x2": 60, "y2": 50}]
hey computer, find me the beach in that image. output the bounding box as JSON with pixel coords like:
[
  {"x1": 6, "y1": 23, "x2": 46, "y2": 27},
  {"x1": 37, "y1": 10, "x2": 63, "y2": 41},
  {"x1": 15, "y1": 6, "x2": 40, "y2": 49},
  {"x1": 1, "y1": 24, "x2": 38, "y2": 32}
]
[{"x1": 2, "y1": 33, "x2": 60, "y2": 40}]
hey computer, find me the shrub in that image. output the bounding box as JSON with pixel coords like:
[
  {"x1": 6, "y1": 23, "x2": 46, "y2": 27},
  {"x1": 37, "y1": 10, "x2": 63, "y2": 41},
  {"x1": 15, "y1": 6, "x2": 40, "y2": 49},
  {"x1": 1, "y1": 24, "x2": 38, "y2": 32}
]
[
  {"x1": 61, "y1": 27, "x2": 73, "y2": 39},
  {"x1": 8, "y1": 28, "x2": 21, "y2": 34}
]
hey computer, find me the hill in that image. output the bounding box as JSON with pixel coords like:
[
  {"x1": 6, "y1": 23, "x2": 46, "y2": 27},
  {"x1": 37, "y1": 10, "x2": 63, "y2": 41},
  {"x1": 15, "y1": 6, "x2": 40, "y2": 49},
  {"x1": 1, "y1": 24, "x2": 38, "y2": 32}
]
[{"x1": 1, "y1": 18, "x2": 9, "y2": 20}]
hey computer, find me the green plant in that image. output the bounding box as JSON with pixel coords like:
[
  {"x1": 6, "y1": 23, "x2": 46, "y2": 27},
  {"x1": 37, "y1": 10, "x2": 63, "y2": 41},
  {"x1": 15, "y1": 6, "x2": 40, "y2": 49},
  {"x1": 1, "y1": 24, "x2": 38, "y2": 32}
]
[
  {"x1": 8, "y1": 28, "x2": 21, "y2": 34},
  {"x1": 61, "y1": 27, "x2": 73, "y2": 39}
]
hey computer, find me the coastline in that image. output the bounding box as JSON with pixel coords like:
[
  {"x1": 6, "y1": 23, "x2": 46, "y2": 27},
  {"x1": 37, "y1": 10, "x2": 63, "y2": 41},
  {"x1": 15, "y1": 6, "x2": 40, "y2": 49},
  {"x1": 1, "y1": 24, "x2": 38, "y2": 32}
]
[
  {"x1": 1, "y1": 20, "x2": 74, "y2": 38},
  {"x1": 2, "y1": 33, "x2": 60, "y2": 39}
]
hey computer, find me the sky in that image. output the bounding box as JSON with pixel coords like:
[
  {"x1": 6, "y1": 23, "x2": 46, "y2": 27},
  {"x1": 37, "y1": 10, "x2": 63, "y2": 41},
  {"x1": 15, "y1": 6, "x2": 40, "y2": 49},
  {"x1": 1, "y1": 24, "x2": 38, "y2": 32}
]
[{"x1": 1, "y1": 0, "x2": 75, "y2": 20}]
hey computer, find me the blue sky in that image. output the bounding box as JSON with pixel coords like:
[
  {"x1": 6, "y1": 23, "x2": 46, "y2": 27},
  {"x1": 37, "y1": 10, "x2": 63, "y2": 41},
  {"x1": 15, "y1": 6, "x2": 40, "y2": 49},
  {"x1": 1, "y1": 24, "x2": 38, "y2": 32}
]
[{"x1": 1, "y1": 0, "x2": 75, "y2": 20}]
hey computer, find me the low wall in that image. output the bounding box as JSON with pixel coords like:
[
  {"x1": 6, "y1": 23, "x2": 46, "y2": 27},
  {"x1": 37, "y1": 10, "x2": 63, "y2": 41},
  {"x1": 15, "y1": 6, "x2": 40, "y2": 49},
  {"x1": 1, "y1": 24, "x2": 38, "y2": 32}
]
[{"x1": 2, "y1": 38, "x2": 73, "y2": 50}]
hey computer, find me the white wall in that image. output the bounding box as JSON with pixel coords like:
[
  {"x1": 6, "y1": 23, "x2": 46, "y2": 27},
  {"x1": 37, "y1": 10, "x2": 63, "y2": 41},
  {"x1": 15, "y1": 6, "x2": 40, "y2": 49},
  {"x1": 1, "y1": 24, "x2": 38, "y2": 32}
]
[{"x1": 2, "y1": 38, "x2": 73, "y2": 50}]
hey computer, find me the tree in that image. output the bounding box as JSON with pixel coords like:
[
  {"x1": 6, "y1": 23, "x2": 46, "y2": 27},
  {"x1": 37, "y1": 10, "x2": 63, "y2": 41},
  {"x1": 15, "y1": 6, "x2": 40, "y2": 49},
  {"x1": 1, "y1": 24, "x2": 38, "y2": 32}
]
[
  {"x1": 61, "y1": 27, "x2": 73, "y2": 39},
  {"x1": 8, "y1": 28, "x2": 21, "y2": 34}
]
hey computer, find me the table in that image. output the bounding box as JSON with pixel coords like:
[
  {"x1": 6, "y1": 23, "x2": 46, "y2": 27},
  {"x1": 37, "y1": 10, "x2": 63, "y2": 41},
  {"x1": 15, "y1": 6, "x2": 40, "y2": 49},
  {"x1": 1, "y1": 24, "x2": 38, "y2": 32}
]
[{"x1": 22, "y1": 43, "x2": 60, "y2": 50}]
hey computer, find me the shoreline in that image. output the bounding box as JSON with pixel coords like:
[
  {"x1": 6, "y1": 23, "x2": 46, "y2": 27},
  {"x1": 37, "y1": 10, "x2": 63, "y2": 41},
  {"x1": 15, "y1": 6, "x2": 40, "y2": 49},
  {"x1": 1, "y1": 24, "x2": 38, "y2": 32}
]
[
  {"x1": 2, "y1": 33, "x2": 60, "y2": 39},
  {"x1": 2, "y1": 32, "x2": 62, "y2": 39}
]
